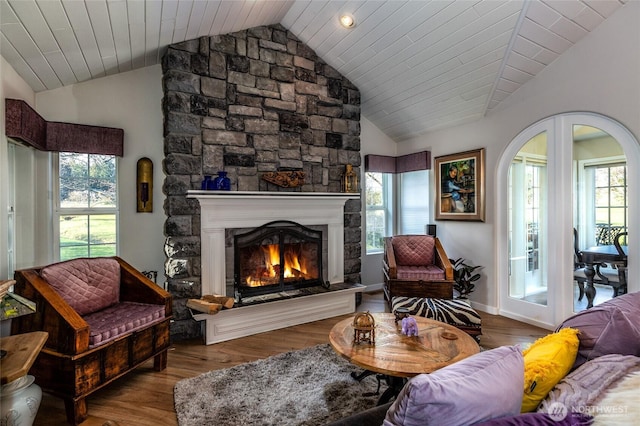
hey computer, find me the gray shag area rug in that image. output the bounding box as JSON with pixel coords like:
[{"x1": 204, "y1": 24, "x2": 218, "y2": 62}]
[{"x1": 173, "y1": 343, "x2": 387, "y2": 426}]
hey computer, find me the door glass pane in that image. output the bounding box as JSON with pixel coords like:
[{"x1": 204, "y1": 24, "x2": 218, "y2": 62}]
[
  {"x1": 508, "y1": 132, "x2": 548, "y2": 305},
  {"x1": 572, "y1": 125, "x2": 627, "y2": 312}
]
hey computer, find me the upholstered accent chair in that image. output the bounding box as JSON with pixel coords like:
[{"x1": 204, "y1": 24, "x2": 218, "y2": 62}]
[
  {"x1": 11, "y1": 257, "x2": 172, "y2": 425},
  {"x1": 382, "y1": 235, "x2": 454, "y2": 305}
]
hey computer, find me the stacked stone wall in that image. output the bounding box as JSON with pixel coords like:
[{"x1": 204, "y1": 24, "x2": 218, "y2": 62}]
[{"x1": 162, "y1": 24, "x2": 362, "y2": 340}]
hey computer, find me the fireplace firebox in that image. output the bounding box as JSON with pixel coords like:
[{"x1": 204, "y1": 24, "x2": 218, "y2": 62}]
[{"x1": 234, "y1": 221, "x2": 324, "y2": 300}]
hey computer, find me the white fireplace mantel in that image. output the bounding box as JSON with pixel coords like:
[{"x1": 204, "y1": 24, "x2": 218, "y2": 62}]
[
  {"x1": 186, "y1": 190, "x2": 362, "y2": 344},
  {"x1": 188, "y1": 190, "x2": 359, "y2": 295}
]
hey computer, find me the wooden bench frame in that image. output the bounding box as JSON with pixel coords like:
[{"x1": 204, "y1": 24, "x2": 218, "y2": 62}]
[
  {"x1": 11, "y1": 257, "x2": 172, "y2": 425},
  {"x1": 382, "y1": 236, "x2": 455, "y2": 306}
]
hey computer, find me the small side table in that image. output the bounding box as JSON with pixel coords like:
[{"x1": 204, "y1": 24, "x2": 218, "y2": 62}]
[
  {"x1": 1, "y1": 331, "x2": 48, "y2": 384},
  {"x1": 1, "y1": 331, "x2": 48, "y2": 426}
]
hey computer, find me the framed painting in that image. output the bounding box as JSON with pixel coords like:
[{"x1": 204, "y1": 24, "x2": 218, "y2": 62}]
[{"x1": 435, "y1": 148, "x2": 485, "y2": 221}]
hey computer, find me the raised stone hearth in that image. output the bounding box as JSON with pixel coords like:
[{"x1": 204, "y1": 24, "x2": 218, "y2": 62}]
[{"x1": 189, "y1": 191, "x2": 361, "y2": 344}]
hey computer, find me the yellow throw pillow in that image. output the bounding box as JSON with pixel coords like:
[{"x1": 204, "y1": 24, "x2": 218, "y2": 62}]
[{"x1": 521, "y1": 327, "x2": 580, "y2": 412}]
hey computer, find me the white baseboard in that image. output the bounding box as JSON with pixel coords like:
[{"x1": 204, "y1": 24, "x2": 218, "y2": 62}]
[
  {"x1": 469, "y1": 301, "x2": 498, "y2": 315},
  {"x1": 361, "y1": 282, "x2": 383, "y2": 292}
]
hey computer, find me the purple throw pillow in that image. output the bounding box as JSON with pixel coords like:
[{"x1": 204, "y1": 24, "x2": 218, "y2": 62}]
[
  {"x1": 557, "y1": 291, "x2": 640, "y2": 369},
  {"x1": 383, "y1": 346, "x2": 524, "y2": 426}
]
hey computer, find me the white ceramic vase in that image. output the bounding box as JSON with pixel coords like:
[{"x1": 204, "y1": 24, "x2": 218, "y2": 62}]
[{"x1": 0, "y1": 375, "x2": 42, "y2": 426}]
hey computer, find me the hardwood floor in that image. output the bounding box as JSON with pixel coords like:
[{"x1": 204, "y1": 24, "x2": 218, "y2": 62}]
[{"x1": 33, "y1": 291, "x2": 548, "y2": 426}]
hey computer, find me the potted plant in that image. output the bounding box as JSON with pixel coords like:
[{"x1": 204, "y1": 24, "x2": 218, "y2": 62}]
[{"x1": 449, "y1": 258, "x2": 483, "y2": 299}]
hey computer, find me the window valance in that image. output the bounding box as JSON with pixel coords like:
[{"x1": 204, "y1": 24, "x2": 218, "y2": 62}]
[
  {"x1": 365, "y1": 151, "x2": 431, "y2": 173},
  {"x1": 5, "y1": 99, "x2": 123, "y2": 156}
]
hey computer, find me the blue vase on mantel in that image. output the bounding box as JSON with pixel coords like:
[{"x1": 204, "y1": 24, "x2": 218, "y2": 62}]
[
  {"x1": 201, "y1": 175, "x2": 212, "y2": 190},
  {"x1": 215, "y1": 171, "x2": 231, "y2": 190},
  {"x1": 207, "y1": 176, "x2": 217, "y2": 190}
]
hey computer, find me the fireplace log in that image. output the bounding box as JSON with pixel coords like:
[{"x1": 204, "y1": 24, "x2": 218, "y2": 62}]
[
  {"x1": 186, "y1": 299, "x2": 222, "y2": 315},
  {"x1": 201, "y1": 294, "x2": 235, "y2": 309}
]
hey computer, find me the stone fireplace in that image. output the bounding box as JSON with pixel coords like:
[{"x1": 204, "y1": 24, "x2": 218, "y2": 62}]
[{"x1": 162, "y1": 24, "x2": 362, "y2": 340}]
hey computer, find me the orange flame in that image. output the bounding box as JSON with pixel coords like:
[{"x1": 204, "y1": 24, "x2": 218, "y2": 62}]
[{"x1": 245, "y1": 244, "x2": 308, "y2": 286}]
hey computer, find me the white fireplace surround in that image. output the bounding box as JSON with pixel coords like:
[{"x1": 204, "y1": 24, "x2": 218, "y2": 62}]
[{"x1": 187, "y1": 191, "x2": 362, "y2": 344}]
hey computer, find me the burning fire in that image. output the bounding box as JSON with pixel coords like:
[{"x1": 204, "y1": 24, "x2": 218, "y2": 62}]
[{"x1": 245, "y1": 243, "x2": 309, "y2": 287}]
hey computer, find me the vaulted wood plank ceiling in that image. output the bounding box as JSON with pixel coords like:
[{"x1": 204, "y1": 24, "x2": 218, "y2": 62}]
[{"x1": 0, "y1": 0, "x2": 627, "y2": 141}]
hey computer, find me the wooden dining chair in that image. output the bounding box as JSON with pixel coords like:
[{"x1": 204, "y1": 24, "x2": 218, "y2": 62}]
[
  {"x1": 573, "y1": 228, "x2": 623, "y2": 301},
  {"x1": 612, "y1": 231, "x2": 628, "y2": 297}
]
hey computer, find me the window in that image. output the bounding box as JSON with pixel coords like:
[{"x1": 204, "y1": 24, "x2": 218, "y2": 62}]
[
  {"x1": 55, "y1": 153, "x2": 118, "y2": 260},
  {"x1": 398, "y1": 170, "x2": 429, "y2": 234},
  {"x1": 365, "y1": 170, "x2": 429, "y2": 254},
  {"x1": 578, "y1": 158, "x2": 627, "y2": 246},
  {"x1": 593, "y1": 163, "x2": 627, "y2": 231},
  {"x1": 365, "y1": 172, "x2": 392, "y2": 254}
]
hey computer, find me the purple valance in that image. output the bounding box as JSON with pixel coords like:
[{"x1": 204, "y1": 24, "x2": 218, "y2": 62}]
[
  {"x1": 5, "y1": 99, "x2": 124, "y2": 156},
  {"x1": 365, "y1": 151, "x2": 431, "y2": 173},
  {"x1": 365, "y1": 154, "x2": 396, "y2": 173}
]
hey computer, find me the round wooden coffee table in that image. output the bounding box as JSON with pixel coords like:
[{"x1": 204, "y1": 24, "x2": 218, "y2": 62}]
[{"x1": 329, "y1": 313, "x2": 480, "y2": 403}]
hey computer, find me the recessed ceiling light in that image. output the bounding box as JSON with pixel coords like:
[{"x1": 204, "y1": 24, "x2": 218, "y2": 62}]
[{"x1": 340, "y1": 14, "x2": 355, "y2": 29}]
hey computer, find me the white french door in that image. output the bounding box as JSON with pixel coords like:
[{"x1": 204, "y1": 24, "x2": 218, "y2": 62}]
[{"x1": 497, "y1": 113, "x2": 639, "y2": 329}]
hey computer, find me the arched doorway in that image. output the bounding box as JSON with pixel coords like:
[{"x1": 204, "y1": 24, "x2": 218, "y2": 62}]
[{"x1": 496, "y1": 113, "x2": 639, "y2": 328}]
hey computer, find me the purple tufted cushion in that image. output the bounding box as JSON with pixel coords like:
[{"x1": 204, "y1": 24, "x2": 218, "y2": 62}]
[
  {"x1": 392, "y1": 235, "x2": 435, "y2": 266},
  {"x1": 396, "y1": 265, "x2": 445, "y2": 281},
  {"x1": 41, "y1": 257, "x2": 120, "y2": 316},
  {"x1": 83, "y1": 302, "x2": 166, "y2": 348}
]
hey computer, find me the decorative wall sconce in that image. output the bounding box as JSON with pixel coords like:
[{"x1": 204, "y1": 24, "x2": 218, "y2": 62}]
[
  {"x1": 136, "y1": 157, "x2": 153, "y2": 212},
  {"x1": 341, "y1": 163, "x2": 359, "y2": 193}
]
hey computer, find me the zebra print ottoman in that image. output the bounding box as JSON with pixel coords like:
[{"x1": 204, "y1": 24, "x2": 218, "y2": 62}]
[{"x1": 391, "y1": 296, "x2": 482, "y2": 340}]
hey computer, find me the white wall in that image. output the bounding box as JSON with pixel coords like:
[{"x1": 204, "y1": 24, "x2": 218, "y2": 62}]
[
  {"x1": 359, "y1": 116, "x2": 397, "y2": 287},
  {"x1": 397, "y1": 1, "x2": 640, "y2": 311},
  {"x1": 34, "y1": 65, "x2": 166, "y2": 279}
]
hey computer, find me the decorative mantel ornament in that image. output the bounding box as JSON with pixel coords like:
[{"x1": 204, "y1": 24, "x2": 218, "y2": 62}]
[
  {"x1": 214, "y1": 171, "x2": 231, "y2": 190},
  {"x1": 353, "y1": 311, "x2": 375, "y2": 344},
  {"x1": 261, "y1": 171, "x2": 305, "y2": 188},
  {"x1": 341, "y1": 164, "x2": 358, "y2": 193},
  {"x1": 401, "y1": 316, "x2": 419, "y2": 337}
]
